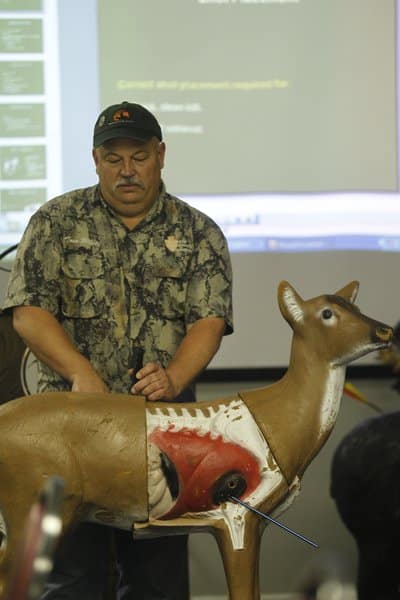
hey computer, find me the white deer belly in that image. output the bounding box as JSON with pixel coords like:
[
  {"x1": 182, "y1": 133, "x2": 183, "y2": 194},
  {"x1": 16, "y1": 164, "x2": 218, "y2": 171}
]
[{"x1": 146, "y1": 398, "x2": 285, "y2": 549}]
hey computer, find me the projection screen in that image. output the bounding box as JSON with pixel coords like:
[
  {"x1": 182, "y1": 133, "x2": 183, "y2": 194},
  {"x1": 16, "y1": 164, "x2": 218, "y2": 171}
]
[{"x1": 0, "y1": 0, "x2": 399, "y2": 368}]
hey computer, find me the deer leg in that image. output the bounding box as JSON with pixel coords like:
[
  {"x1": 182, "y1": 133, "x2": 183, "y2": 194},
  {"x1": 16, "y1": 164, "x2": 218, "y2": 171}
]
[
  {"x1": 0, "y1": 510, "x2": 31, "y2": 600},
  {"x1": 213, "y1": 515, "x2": 265, "y2": 600}
]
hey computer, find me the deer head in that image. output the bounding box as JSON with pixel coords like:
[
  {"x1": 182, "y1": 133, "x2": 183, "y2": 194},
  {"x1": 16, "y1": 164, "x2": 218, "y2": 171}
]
[{"x1": 277, "y1": 281, "x2": 392, "y2": 366}]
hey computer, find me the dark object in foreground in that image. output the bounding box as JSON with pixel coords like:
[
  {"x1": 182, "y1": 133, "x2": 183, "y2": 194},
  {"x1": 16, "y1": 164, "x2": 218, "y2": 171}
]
[
  {"x1": 331, "y1": 412, "x2": 400, "y2": 600},
  {"x1": 5, "y1": 476, "x2": 64, "y2": 600}
]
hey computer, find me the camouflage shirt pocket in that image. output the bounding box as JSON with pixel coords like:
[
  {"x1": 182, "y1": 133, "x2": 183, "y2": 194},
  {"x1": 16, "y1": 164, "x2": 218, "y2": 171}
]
[
  {"x1": 143, "y1": 254, "x2": 190, "y2": 320},
  {"x1": 61, "y1": 243, "x2": 106, "y2": 318}
]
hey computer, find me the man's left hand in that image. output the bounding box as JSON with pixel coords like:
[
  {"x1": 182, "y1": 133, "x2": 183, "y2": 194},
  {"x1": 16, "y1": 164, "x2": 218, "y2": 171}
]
[{"x1": 130, "y1": 362, "x2": 177, "y2": 401}]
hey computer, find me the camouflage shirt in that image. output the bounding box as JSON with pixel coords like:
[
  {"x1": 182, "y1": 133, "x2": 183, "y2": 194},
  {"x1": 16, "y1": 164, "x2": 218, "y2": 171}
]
[{"x1": 4, "y1": 184, "x2": 233, "y2": 393}]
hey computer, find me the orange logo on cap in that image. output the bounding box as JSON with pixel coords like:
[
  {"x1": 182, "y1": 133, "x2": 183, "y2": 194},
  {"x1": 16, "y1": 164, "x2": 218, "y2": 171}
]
[{"x1": 112, "y1": 109, "x2": 131, "y2": 122}]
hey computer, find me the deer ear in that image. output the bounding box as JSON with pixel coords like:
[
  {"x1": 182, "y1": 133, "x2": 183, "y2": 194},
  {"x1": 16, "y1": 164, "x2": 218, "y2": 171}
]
[
  {"x1": 334, "y1": 281, "x2": 359, "y2": 304},
  {"x1": 278, "y1": 281, "x2": 304, "y2": 324}
]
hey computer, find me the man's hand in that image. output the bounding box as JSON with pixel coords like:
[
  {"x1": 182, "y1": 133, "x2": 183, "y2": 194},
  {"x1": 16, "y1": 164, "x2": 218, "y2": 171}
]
[
  {"x1": 130, "y1": 363, "x2": 177, "y2": 401},
  {"x1": 13, "y1": 306, "x2": 109, "y2": 394},
  {"x1": 71, "y1": 368, "x2": 109, "y2": 393},
  {"x1": 130, "y1": 317, "x2": 226, "y2": 401}
]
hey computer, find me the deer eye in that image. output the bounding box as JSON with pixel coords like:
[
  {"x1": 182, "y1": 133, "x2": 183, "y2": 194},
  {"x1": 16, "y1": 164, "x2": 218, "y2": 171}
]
[{"x1": 322, "y1": 309, "x2": 333, "y2": 320}]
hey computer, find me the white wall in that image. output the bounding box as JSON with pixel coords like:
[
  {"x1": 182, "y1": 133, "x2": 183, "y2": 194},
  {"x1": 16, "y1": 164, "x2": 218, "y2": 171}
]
[{"x1": 212, "y1": 250, "x2": 400, "y2": 368}]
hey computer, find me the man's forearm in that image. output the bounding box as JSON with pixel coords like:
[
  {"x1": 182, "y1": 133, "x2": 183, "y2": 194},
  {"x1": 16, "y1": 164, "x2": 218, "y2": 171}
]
[
  {"x1": 12, "y1": 306, "x2": 107, "y2": 392},
  {"x1": 166, "y1": 317, "x2": 226, "y2": 395},
  {"x1": 131, "y1": 317, "x2": 226, "y2": 401}
]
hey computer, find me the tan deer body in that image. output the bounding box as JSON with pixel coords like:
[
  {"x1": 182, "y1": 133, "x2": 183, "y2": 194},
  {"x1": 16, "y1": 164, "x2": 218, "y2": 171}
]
[{"x1": 0, "y1": 281, "x2": 393, "y2": 599}]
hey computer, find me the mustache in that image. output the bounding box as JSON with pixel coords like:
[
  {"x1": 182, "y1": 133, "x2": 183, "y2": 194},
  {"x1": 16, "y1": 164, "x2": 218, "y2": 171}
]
[{"x1": 115, "y1": 177, "x2": 145, "y2": 189}]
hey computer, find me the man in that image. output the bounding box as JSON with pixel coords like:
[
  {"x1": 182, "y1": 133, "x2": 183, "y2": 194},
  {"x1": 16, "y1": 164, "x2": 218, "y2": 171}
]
[{"x1": 3, "y1": 101, "x2": 233, "y2": 599}]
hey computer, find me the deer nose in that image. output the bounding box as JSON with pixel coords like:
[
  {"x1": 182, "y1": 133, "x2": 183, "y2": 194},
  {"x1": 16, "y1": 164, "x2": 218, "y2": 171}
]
[{"x1": 374, "y1": 325, "x2": 393, "y2": 343}]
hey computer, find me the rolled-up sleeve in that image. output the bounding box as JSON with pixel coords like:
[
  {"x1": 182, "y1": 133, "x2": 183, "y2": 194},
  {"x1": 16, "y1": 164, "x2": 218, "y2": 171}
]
[
  {"x1": 3, "y1": 212, "x2": 61, "y2": 315},
  {"x1": 185, "y1": 218, "x2": 233, "y2": 335}
]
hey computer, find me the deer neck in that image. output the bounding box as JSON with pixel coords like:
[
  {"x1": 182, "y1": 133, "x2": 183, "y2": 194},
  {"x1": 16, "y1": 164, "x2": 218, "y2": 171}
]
[{"x1": 240, "y1": 339, "x2": 346, "y2": 484}]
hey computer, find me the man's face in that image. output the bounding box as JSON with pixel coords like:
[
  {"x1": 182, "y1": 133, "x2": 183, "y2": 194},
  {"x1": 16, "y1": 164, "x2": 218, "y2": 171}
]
[{"x1": 92, "y1": 137, "x2": 166, "y2": 223}]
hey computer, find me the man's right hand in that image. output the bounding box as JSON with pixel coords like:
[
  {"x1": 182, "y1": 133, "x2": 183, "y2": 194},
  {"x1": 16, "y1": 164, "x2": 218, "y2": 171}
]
[
  {"x1": 13, "y1": 306, "x2": 109, "y2": 394},
  {"x1": 70, "y1": 369, "x2": 109, "y2": 393}
]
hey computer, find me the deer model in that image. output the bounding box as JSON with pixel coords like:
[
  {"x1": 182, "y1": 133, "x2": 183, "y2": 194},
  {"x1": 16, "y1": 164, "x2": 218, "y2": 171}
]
[{"x1": 0, "y1": 281, "x2": 393, "y2": 599}]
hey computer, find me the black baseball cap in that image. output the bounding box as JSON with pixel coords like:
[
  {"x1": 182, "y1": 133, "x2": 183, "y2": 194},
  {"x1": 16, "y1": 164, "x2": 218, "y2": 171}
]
[{"x1": 93, "y1": 101, "x2": 162, "y2": 147}]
